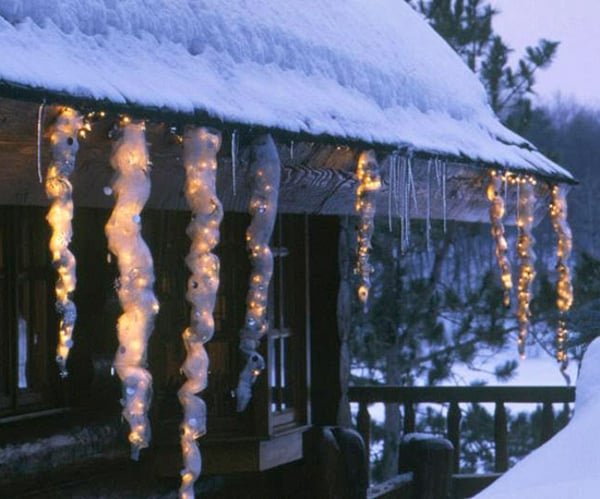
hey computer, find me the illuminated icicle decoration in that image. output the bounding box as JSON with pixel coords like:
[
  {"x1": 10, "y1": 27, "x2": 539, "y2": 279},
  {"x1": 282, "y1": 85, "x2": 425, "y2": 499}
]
[
  {"x1": 178, "y1": 127, "x2": 223, "y2": 499},
  {"x1": 45, "y1": 107, "x2": 83, "y2": 377},
  {"x1": 105, "y1": 118, "x2": 158, "y2": 460},
  {"x1": 515, "y1": 176, "x2": 537, "y2": 358},
  {"x1": 354, "y1": 150, "x2": 381, "y2": 307},
  {"x1": 235, "y1": 134, "x2": 281, "y2": 412},
  {"x1": 486, "y1": 170, "x2": 513, "y2": 308},
  {"x1": 549, "y1": 184, "x2": 573, "y2": 371}
]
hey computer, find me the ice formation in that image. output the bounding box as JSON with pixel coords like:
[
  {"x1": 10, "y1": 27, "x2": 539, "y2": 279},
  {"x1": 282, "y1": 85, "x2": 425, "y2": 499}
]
[
  {"x1": 486, "y1": 171, "x2": 513, "y2": 308},
  {"x1": 45, "y1": 106, "x2": 83, "y2": 377},
  {"x1": 105, "y1": 118, "x2": 158, "y2": 460},
  {"x1": 236, "y1": 134, "x2": 280, "y2": 412},
  {"x1": 178, "y1": 127, "x2": 223, "y2": 499},
  {"x1": 515, "y1": 177, "x2": 536, "y2": 358},
  {"x1": 549, "y1": 184, "x2": 573, "y2": 371},
  {"x1": 355, "y1": 150, "x2": 381, "y2": 307}
]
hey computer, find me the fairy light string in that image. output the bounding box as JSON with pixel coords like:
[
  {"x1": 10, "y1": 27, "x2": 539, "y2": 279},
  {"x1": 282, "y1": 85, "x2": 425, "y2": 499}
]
[
  {"x1": 105, "y1": 117, "x2": 159, "y2": 460},
  {"x1": 549, "y1": 184, "x2": 573, "y2": 371},
  {"x1": 235, "y1": 134, "x2": 281, "y2": 412},
  {"x1": 486, "y1": 170, "x2": 513, "y2": 308},
  {"x1": 355, "y1": 150, "x2": 381, "y2": 309},
  {"x1": 178, "y1": 127, "x2": 223, "y2": 499},
  {"x1": 45, "y1": 106, "x2": 83, "y2": 377}
]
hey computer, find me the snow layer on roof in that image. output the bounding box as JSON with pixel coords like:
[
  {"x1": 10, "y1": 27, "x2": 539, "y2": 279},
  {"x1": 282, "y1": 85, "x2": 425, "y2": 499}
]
[
  {"x1": 475, "y1": 338, "x2": 600, "y2": 498},
  {"x1": 0, "y1": 0, "x2": 572, "y2": 181}
]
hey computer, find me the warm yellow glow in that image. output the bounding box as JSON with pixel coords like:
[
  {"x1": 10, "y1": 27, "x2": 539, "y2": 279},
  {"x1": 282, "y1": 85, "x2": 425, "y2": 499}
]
[
  {"x1": 486, "y1": 170, "x2": 513, "y2": 308},
  {"x1": 45, "y1": 107, "x2": 83, "y2": 377},
  {"x1": 549, "y1": 184, "x2": 573, "y2": 370},
  {"x1": 355, "y1": 150, "x2": 381, "y2": 308},
  {"x1": 515, "y1": 179, "x2": 536, "y2": 359},
  {"x1": 178, "y1": 127, "x2": 223, "y2": 499},
  {"x1": 105, "y1": 120, "x2": 158, "y2": 461}
]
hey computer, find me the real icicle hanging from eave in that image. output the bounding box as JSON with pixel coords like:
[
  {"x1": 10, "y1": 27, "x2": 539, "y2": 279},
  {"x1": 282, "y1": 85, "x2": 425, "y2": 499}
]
[
  {"x1": 515, "y1": 176, "x2": 537, "y2": 358},
  {"x1": 355, "y1": 150, "x2": 381, "y2": 308},
  {"x1": 549, "y1": 184, "x2": 573, "y2": 372},
  {"x1": 486, "y1": 170, "x2": 513, "y2": 308},
  {"x1": 105, "y1": 118, "x2": 159, "y2": 460},
  {"x1": 45, "y1": 106, "x2": 83, "y2": 377},
  {"x1": 178, "y1": 127, "x2": 223, "y2": 499},
  {"x1": 235, "y1": 134, "x2": 281, "y2": 412}
]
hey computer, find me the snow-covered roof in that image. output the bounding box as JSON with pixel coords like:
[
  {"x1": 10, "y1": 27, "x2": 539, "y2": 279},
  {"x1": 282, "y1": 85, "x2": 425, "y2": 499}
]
[{"x1": 0, "y1": 0, "x2": 573, "y2": 182}]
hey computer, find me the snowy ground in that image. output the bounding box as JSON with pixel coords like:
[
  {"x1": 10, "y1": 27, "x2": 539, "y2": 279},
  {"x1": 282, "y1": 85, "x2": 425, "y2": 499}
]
[{"x1": 475, "y1": 337, "x2": 600, "y2": 498}]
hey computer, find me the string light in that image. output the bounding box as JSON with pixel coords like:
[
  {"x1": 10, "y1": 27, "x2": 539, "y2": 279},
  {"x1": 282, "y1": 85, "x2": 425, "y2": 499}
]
[
  {"x1": 549, "y1": 184, "x2": 573, "y2": 371},
  {"x1": 235, "y1": 134, "x2": 280, "y2": 412},
  {"x1": 178, "y1": 127, "x2": 223, "y2": 499},
  {"x1": 515, "y1": 176, "x2": 536, "y2": 358},
  {"x1": 486, "y1": 170, "x2": 513, "y2": 308},
  {"x1": 45, "y1": 106, "x2": 83, "y2": 377},
  {"x1": 105, "y1": 117, "x2": 158, "y2": 460},
  {"x1": 354, "y1": 150, "x2": 381, "y2": 309}
]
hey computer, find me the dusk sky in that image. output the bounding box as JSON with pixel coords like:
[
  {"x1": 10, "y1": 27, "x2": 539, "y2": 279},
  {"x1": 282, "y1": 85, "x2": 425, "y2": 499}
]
[{"x1": 491, "y1": 0, "x2": 600, "y2": 108}]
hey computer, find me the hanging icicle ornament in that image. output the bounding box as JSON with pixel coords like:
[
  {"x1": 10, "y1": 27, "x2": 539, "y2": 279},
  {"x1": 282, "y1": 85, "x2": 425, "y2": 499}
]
[
  {"x1": 486, "y1": 170, "x2": 513, "y2": 308},
  {"x1": 549, "y1": 184, "x2": 573, "y2": 371},
  {"x1": 177, "y1": 127, "x2": 223, "y2": 499},
  {"x1": 105, "y1": 117, "x2": 159, "y2": 460},
  {"x1": 235, "y1": 134, "x2": 281, "y2": 412},
  {"x1": 515, "y1": 176, "x2": 537, "y2": 358},
  {"x1": 45, "y1": 107, "x2": 83, "y2": 377},
  {"x1": 355, "y1": 150, "x2": 381, "y2": 308}
]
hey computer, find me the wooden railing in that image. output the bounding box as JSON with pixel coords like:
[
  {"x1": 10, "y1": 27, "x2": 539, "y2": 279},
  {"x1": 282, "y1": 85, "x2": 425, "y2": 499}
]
[{"x1": 348, "y1": 385, "x2": 575, "y2": 476}]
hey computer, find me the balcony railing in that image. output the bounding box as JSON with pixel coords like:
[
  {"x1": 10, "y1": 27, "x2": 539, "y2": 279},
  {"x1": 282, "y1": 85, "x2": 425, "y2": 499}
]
[{"x1": 348, "y1": 385, "x2": 575, "y2": 497}]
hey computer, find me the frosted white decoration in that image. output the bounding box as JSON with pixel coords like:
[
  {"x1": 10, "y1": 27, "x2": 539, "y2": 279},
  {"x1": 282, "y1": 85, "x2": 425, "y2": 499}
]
[
  {"x1": 486, "y1": 171, "x2": 513, "y2": 308},
  {"x1": 235, "y1": 134, "x2": 280, "y2": 412},
  {"x1": 178, "y1": 127, "x2": 223, "y2": 499},
  {"x1": 105, "y1": 119, "x2": 158, "y2": 460},
  {"x1": 45, "y1": 106, "x2": 82, "y2": 377},
  {"x1": 355, "y1": 150, "x2": 381, "y2": 308}
]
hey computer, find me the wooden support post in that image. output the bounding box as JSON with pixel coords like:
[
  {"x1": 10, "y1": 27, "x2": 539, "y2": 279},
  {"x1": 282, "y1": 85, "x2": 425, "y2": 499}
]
[
  {"x1": 447, "y1": 402, "x2": 461, "y2": 473},
  {"x1": 494, "y1": 402, "x2": 508, "y2": 472},
  {"x1": 541, "y1": 402, "x2": 555, "y2": 443},
  {"x1": 404, "y1": 402, "x2": 415, "y2": 434},
  {"x1": 357, "y1": 401, "x2": 371, "y2": 463}
]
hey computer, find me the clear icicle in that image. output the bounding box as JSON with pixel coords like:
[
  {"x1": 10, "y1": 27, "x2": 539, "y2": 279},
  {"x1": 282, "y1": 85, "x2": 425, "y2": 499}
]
[
  {"x1": 236, "y1": 134, "x2": 280, "y2": 412},
  {"x1": 37, "y1": 99, "x2": 46, "y2": 183},
  {"x1": 290, "y1": 139, "x2": 294, "y2": 160},
  {"x1": 354, "y1": 150, "x2": 381, "y2": 308},
  {"x1": 231, "y1": 129, "x2": 238, "y2": 196},
  {"x1": 105, "y1": 118, "x2": 158, "y2": 460},
  {"x1": 486, "y1": 170, "x2": 513, "y2": 308},
  {"x1": 442, "y1": 160, "x2": 447, "y2": 233},
  {"x1": 549, "y1": 184, "x2": 573, "y2": 373},
  {"x1": 426, "y1": 159, "x2": 432, "y2": 253},
  {"x1": 45, "y1": 107, "x2": 83, "y2": 377},
  {"x1": 515, "y1": 177, "x2": 536, "y2": 358},
  {"x1": 178, "y1": 127, "x2": 223, "y2": 499}
]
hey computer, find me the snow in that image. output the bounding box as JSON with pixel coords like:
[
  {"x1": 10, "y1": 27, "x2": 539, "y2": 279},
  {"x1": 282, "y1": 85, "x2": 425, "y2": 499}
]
[
  {"x1": 475, "y1": 337, "x2": 600, "y2": 499},
  {"x1": 0, "y1": 0, "x2": 573, "y2": 181}
]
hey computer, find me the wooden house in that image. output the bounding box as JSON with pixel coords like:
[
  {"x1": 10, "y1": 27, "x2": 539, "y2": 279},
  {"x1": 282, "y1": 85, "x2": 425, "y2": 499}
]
[{"x1": 0, "y1": 1, "x2": 574, "y2": 497}]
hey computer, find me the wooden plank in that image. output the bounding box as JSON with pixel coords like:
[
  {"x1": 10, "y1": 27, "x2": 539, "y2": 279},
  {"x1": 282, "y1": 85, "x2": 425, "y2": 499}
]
[{"x1": 453, "y1": 473, "x2": 502, "y2": 498}]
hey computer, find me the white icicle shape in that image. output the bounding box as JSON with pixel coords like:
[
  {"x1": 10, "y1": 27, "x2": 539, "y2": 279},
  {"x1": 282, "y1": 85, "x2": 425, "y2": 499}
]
[
  {"x1": 355, "y1": 150, "x2": 381, "y2": 308},
  {"x1": 45, "y1": 106, "x2": 83, "y2": 378},
  {"x1": 549, "y1": 184, "x2": 573, "y2": 370},
  {"x1": 236, "y1": 134, "x2": 281, "y2": 412},
  {"x1": 178, "y1": 127, "x2": 223, "y2": 499},
  {"x1": 486, "y1": 170, "x2": 513, "y2": 308},
  {"x1": 515, "y1": 177, "x2": 536, "y2": 358},
  {"x1": 105, "y1": 118, "x2": 158, "y2": 460}
]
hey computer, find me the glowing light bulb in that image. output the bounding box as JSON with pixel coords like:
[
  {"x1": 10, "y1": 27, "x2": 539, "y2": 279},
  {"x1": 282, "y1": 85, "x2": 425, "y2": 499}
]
[
  {"x1": 105, "y1": 119, "x2": 158, "y2": 461},
  {"x1": 235, "y1": 135, "x2": 280, "y2": 412},
  {"x1": 354, "y1": 151, "x2": 381, "y2": 309},
  {"x1": 178, "y1": 127, "x2": 223, "y2": 499}
]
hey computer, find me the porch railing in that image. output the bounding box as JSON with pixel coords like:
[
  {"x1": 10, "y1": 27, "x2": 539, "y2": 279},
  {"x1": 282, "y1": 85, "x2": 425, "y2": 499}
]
[{"x1": 348, "y1": 385, "x2": 575, "y2": 497}]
